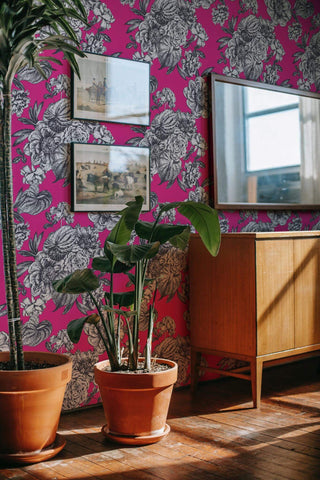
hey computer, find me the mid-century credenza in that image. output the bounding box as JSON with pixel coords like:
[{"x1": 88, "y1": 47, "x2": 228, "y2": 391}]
[{"x1": 189, "y1": 231, "x2": 320, "y2": 407}]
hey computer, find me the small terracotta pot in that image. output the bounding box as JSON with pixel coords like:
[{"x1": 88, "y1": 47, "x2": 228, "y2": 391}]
[
  {"x1": 94, "y1": 358, "x2": 178, "y2": 445},
  {"x1": 0, "y1": 351, "x2": 72, "y2": 461}
]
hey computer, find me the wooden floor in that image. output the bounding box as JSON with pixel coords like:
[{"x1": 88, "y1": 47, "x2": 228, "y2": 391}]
[{"x1": 1, "y1": 358, "x2": 320, "y2": 480}]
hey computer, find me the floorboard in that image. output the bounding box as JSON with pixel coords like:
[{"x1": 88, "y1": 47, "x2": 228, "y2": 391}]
[{"x1": 1, "y1": 357, "x2": 320, "y2": 480}]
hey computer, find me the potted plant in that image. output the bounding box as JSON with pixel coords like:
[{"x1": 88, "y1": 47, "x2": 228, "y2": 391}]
[
  {"x1": 53, "y1": 195, "x2": 221, "y2": 445},
  {"x1": 0, "y1": 0, "x2": 87, "y2": 463}
]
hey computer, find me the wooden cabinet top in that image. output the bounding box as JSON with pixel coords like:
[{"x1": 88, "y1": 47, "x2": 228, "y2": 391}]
[{"x1": 191, "y1": 231, "x2": 320, "y2": 241}]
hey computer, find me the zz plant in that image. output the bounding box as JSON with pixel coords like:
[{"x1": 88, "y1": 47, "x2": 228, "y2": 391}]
[
  {"x1": 0, "y1": 0, "x2": 87, "y2": 369},
  {"x1": 53, "y1": 196, "x2": 221, "y2": 372}
]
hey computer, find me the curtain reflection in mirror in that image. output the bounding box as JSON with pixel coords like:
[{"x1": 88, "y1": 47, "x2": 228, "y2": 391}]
[{"x1": 300, "y1": 97, "x2": 320, "y2": 204}]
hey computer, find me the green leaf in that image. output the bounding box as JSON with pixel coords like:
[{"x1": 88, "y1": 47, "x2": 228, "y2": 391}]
[
  {"x1": 106, "y1": 291, "x2": 135, "y2": 308},
  {"x1": 104, "y1": 305, "x2": 137, "y2": 317},
  {"x1": 53, "y1": 268, "x2": 99, "y2": 294},
  {"x1": 158, "y1": 201, "x2": 221, "y2": 257},
  {"x1": 106, "y1": 196, "x2": 144, "y2": 248},
  {"x1": 135, "y1": 221, "x2": 188, "y2": 244},
  {"x1": 106, "y1": 241, "x2": 160, "y2": 264},
  {"x1": 67, "y1": 316, "x2": 88, "y2": 343},
  {"x1": 169, "y1": 226, "x2": 191, "y2": 250},
  {"x1": 177, "y1": 202, "x2": 221, "y2": 256},
  {"x1": 92, "y1": 256, "x2": 134, "y2": 274}
]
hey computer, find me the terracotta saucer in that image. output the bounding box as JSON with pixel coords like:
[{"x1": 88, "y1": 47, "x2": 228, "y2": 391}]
[
  {"x1": 0, "y1": 433, "x2": 66, "y2": 465},
  {"x1": 102, "y1": 423, "x2": 170, "y2": 446}
]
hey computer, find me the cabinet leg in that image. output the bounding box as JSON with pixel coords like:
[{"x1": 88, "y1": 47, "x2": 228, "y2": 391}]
[
  {"x1": 251, "y1": 359, "x2": 263, "y2": 408},
  {"x1": 191, "y1": 350, "x2": 202, "y2": 393}
]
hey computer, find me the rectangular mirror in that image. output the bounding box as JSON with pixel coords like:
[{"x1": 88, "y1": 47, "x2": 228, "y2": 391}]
[{"x1": 211, "y1": 74, "x2": 320, "y2": 209}]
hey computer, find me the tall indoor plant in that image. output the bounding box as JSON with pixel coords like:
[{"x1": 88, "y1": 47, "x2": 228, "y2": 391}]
[
  {"x1": 0, "y1": 0, "x2": 87, "y2": 462},
  {"x1": 0, "y1": 0, "x2": 87, "y2": 369},
  {"x1": 54, "y1": 195, "x2": 221, "y2": 444}
]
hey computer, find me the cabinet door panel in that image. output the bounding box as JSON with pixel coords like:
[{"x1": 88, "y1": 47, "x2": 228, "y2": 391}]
[
  {"x1": 294, "y1": 238, "x2": 320, "y2": 347},
  {"x1": 256, "y1": 239, "x2": 295, "y2": 355},
  {"x1": 189, "y1": 235, "x2": 256, "y2": 356}
]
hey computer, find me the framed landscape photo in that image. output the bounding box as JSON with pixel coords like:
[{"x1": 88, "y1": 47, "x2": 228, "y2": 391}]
[
  {"x1": 71, "y1": 143, "x2": 150, "y2": 212},
  {"x1": 72, "y1": 53, "x2": 150, "y2": 125}
]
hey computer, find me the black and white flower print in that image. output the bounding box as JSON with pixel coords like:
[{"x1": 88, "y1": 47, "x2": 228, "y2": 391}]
[
  {"x1": 81, "y1": 32, "x2": 108, "y2": 54},
  {"x1": 22, "y1": 316, "x2": 52, "y2": 347},
  {"x1": 16, "y1": 61, "x2": 54, "y2": 85},
  {"x1": 296, "y1": 31, "x2": 320, "y2": 90},
  {"x1": 294, "y1": 0, "x2": 314, "y2": 19},
  {"x1": 239, "y1": 210, "x2": 292, "y2": 232},
  {"x1": 239, "y1": 0, "x2": 258, "y2": 14},
  {"x1": 25, "y1": 122, "x2": 67, "y2": 175},
  {"x1": 222, "y1": 15, "x2": 280, "y2": 80},
  {"x1": 193, "y1": 0, "x2": 214, "y2": 8},
  {"x1": 191, "y1": 22, "x2": 209, "y2": 48},
  {"x1": 23, "y1": 225, "x2": 101, "y2": 312},
  {"x1": 190, "y1": 132, "x2": 207, "y2": 156},
  {"x1": 21, "y1": 166, "x2": 46, "y2": 187},
  {"x1": 88, "y1": 213, "x2": 120, "y2": 232},
  {"x1": 288, "y1": 215, "x2": 303, "y2": 231},
  {"x1": 212, "y1": 2, "x2": 229, "y2": 26},
  {"x1": 153, "y1": 88, "x2": 176, "y2": 109},
  {"x1": 21, "y1": 297, "x2": 52, "y2": 347},
  {"x1": 15, "y1": 186, "x2": 52, "y2": 216},
  {"x1": 62, "y1": 121, "x2": 91, "y2": 144},
  {"x1": 129, "y1": 0, "x2": 207, "y2": 77},
  {"x1": 21, "y1": 296, "x2": 46, "y2": 320},
  {"x1": 45, "y1": 75, "x2": 70, "y2": 98},
  {"x1": 265, "y1": 0, "x2": 292, "y2": 26},
  {"x1": 312, "y1": 13, "x2": 320, "y2": 28},
  {"x1": 262, "y1": 64, "x2": 280, "y2": 84},
  {"x1": 46, "y1": 329, "x2": 74, "y2": 354},
  {"x1": 15, "y1": 221, "x2": 30, "y2": 249},
  {"x1": 45, "y1": 203, "x2": 74, "y2": 228},
  {"x1": 90, "y1": 0, "x2": 115, "y2": 30},
  {"x1": 0, "y1": 332, "x2": 9, "y2": 352},
  {"x1": 121, "y1": 0, "x2": 135, "y2": 6},
  {"x1": 140, "y1": 109, "x2": 191, "y2": 185},
  {"x1": 180, "y1": 161, "x2": 202, "y2": 190},
  {"x1": 62, "y1": 350, "x2": 99, "y2": 410},
  {"x1": 188, "y1": 185, "x2": 208, "y2": 203},
  {"x1": 183, "y1": 76, "x2": 208, "y2": 118},
  {"x1": 12, "y1": 88, "x2": 31, "y2": 117},
  {"x1": 91, "y1": 124, "x2": 115, "y2": 144},
  {"x1": 288, "y1": 22, "x2": 303, "y2": 42},
  {"x1": 181, "y1": 50, "x2": 203, "y2": 77}
]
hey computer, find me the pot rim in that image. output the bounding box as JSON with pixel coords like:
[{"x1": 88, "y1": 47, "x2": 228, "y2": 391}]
[
  {"x1": 0, "y1": 351, "x2": 72, "y2": 372},
  {"x1": 94, "y1": 357, "x2": 178, "y2": 389}
]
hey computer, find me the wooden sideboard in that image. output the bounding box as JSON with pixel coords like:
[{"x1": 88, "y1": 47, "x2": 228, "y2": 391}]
[{"x1": 189, "y1": 231, "x2": 320, "y2": 407}]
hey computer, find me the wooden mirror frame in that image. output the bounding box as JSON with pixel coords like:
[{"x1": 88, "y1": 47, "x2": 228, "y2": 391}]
[{"x1": 210, "y1": 73, "x2": 320, "y2": 210}]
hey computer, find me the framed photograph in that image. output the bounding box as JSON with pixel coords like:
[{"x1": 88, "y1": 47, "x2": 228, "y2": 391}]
[
  {"x1": 71, "y1": 143, "x2": 150, "y2": 212},
  {"x1": 72, "y1": 53, "x2": 150, "y2": 126}
]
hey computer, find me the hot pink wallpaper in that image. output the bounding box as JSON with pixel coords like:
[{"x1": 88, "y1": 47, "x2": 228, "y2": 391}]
[{"x1": 1, "y1": 0, "x2": 320, "y2": 410}]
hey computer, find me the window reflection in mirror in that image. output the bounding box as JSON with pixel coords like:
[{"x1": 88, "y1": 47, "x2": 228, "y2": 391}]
[{"x1": 211, "y1": 74, "x2": 320, "y2": 209}]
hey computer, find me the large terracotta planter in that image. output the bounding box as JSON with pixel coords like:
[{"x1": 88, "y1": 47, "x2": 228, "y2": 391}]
[
  {"x1": 94, "y1": 358, "x2": 178, "y2": 445},
  {"x1": 0, "y1": 351, "x2": 72, "y2": 464}
]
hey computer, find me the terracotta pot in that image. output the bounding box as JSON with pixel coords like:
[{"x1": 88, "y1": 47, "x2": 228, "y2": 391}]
[
  {"x1": 0, "y1": 351, "x2": 72, "y2": 463},
  {"x1": 94, "y1": 358, "x2": 178, "y2": 445}
]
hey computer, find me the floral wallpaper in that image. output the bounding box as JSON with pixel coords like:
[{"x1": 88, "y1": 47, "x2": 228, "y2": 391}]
[{"x1": 1, "y1": 0, "x2": 320, "y2": 410}]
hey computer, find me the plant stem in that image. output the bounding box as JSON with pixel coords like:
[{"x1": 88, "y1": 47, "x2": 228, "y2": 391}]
[
  {"x1": 0, "y1": 86, "x2": 24, "y2": 369},
  {"x1": 88, "y1": 291, "x2": 119, "y2": 370}
]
